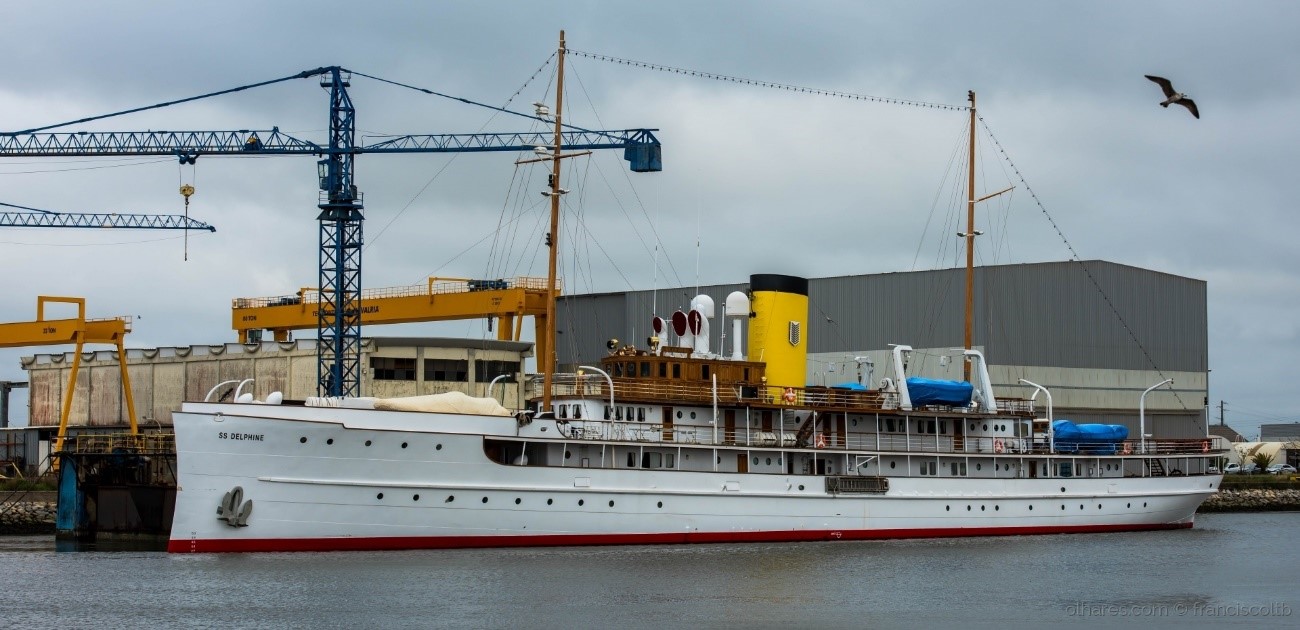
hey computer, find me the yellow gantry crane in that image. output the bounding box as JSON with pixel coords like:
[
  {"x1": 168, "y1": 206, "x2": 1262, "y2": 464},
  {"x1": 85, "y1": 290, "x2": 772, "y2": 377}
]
[
  {"x1": 0, "y1": 296, "x2": 138, "y2": 454},
  {"x1": 232, "y1": 276, "x2": 558, "y2": 345}
]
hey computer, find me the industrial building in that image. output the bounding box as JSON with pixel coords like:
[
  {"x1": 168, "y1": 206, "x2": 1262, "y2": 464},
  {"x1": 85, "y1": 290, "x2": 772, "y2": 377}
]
[
  {"x1": 555, "y1": 260, "x2": 1209, "y2": 438},
  {"x1": 4, "y1": 337, "x2": 530, "y2": 474}
]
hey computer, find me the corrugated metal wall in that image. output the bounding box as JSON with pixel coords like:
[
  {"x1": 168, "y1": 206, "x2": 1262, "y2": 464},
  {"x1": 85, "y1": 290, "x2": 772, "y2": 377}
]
[{"x1": 557, "y1": 260, "x2": 1207, "y2": 374}]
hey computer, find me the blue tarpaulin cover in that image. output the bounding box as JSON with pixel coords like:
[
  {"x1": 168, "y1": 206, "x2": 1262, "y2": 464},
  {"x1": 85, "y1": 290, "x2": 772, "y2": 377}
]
[
  {"x1": 905, "y1": 377, "x2": 973, "y2": 407},
  {"x1": 830, "y1": 382, "x2": 868, "y2": 391},
  {"x1": 1052, "y1": 419, "x2": 1129, "y2": 454}
]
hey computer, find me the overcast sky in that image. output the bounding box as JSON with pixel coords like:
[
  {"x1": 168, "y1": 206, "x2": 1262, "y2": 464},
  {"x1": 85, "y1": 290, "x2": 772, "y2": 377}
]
[{"x1": 2, "y1": 1, "x2": 1297, "y2": 438}]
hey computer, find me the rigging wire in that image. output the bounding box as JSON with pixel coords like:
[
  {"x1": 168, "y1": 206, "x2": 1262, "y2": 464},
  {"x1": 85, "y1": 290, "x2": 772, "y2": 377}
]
[
  {"x1": 363, "y1": 54, "x2": 559, "y2": 256},
  {"x1": 569, "y1": 50, "x2": 966, "y2": 111},
  {"x1": 977, "y1": 114, "x2": 1190, "y2": 412},
  {"x1": 568, "y1": 62, "x2": 686, "y2": 288},
  {"x1": 0, "y1": 158, "x2": 174, "y2": 174}
]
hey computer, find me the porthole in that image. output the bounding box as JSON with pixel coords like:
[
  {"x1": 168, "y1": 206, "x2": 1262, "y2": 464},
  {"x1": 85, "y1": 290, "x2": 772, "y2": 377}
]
[
  {"x1": 1127, "y1": 503, "x2": 1131, "y2": 508},
  {"x1": 1097, "y1": 504, "x2": 1102, "y2": 509},
  {"x1": 717, "y1": 456, "x2": 721, "y2": 464},
  {"x1": 946, "y1": 506, "x2": 951, "y2": 511},
  {"x1": 676, "y1": 411, "x2": 683, "y2": 419},
  {"x1": 766, "y1": 458, "x2": 772, "y2": 465},
  {"x1": 890, "y1": 461, "x2": 896, "y2": 469},
  {"x1": 609, "y1": 500, "x2": 615, "y2": 507},
  {"x1": 365, "y1": 440, "x2": 372, "y2": 447},
  {"x1": 657, "y1": 501, "x2": 663, "y2": 508},
  {"x1": 966, "y1": 505, "x2": 971, "y2": 511},
  {"x1": 994, "y1": 505, "x2": 999, "y2": 511},
  {"x1": 777, "y1": 457, "x2": 783, "y2": 465},
  {"x1": 446, "y1": 495, "x2": 454, "y2": 503},
  {"x1": 754, "y1": 457, "x2": 760, "y2": 465},
  {"x1": 515, "y1": 498, "x2": 521, "y2": 505},
  {"x1": 976, "y1": 463, "x2": 982, "y2": 471},
  {"x1": 982, "y1": 424, "x2": 988, "y2": 431},
  {"x1": 413, "y1": 494, "x2": 420, "y2": 501},
  {"x1": 578, "y1": 499, "x2": 585, "y2": 506},
  {"x1": 547, "y1": 498, "x2": 553, "y2": 505},
  {"x1": 435, "y1": 444, "x2": 443, "y2": 450},
  {"x1": 401, "y1": 442, "x2": 408, "y2": 449},
  {"x1": 1029, "y1": 505, "x2": 1033, "y2": 511},
  {"x1": 565, "y1": 450, "x2": 572, "y2": 459},
  {"x1": 1143, "y1": 502, "x2": 1148, "y2": 507},
  {"x1": 1080, "y1": 505, "x2": 1084, "y2": 510},
  {"x1": 798, "y1": 485, "x2": 805, "y2": 491},
  {"x1": 1061, "y1": 505, "x2": 1065, "y2": 511},
  {"x1": 481, "y1": 497, "x2": 488, "y2": 504},
  {"x1": 690, "y1": 411, "x2": 697, "y2": 419},
  {"x1": 980, "y1": 505, "x2": 985, "y2": 511},
  {"x1": 1060, "y1": 487, "x2": 1066, "y2": 493},
  {"x1": 851, "y1": 419, "x2": 858, "y2": 427},
  {"x1": 1005, "y1": 464, "x2": 1010, "y2": 471},
  {"x1": 377, "y1": 493, "x2": 384, "y2": 500},
  {"x1": 299, "y1": 437, "x2": 307, "y2": 443},
  {"x1": 326, "y1": 438, "x2": 334, "y2": 445}
]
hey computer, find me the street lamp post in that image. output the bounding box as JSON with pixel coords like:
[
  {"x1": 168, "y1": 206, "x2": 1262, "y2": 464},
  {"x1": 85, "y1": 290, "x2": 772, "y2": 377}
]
[
  {"x1": 1140, "y1": 379, "x2": 1173, "y2": 454},
  {"x1": 1019, "y1": 378, "x2": 1053, "y2": 453}
]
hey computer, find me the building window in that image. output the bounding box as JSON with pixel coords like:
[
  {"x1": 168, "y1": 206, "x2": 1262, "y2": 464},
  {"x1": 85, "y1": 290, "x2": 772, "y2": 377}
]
[
  {"x1": 424, "y1": 359, "x2": 468, "y2": 382},
  {"x1": 475, "y1": 360, "x2": 520, "y2": 383},
  {"x1": 372, "y1": 357, "x2": 416, "y2": 381}
]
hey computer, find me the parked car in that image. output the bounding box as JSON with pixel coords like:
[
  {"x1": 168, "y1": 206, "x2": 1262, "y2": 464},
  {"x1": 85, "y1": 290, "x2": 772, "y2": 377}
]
[
  {"x1": 1266, "y1": 464, "x2": 1297, "y2": 475},
  {"x1": 1223, "y1": 463, "x2": 1241, "y2": 474},
  {"x1": 1241, "y1": 463, "x2": 1260, "y2": 474}
]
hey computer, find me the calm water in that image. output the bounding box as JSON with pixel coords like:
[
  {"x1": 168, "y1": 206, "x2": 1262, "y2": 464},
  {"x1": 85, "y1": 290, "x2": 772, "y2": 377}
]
[{"x1": 1, "y1": 512, "x2": 1296, "y2": 629}]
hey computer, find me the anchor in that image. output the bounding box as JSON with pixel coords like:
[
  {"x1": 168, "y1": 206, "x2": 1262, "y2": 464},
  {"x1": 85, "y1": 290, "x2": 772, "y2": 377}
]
[{"x1": 216, "y1": 486, "x2": 253, "y2": 527}]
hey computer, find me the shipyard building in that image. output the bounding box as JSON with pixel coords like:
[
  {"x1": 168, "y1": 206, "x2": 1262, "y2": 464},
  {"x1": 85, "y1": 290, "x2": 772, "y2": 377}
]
[{"x1": 555, "y1": 260, "x2": 1209, "y2": 439}]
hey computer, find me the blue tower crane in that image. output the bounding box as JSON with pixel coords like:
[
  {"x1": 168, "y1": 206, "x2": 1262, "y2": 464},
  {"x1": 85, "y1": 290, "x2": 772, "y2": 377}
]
[
  {"x1": 0, "y1": 201, "x2": 215, "y2": 231},
  {"x1": 0, "y1": 65, "x2": 661, "y2": 397}
]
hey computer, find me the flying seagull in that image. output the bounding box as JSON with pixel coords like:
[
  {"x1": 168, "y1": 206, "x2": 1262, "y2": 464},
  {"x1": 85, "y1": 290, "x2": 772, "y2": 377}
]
[{"x1": 1145, "y1": 75, "x2": 1199, "y2": 119}]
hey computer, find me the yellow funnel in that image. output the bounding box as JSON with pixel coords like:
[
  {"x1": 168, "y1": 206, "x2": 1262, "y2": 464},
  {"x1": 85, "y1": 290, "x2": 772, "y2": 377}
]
[{"x1": 747, "y1": 274, "x2": 808, "y2": 395}]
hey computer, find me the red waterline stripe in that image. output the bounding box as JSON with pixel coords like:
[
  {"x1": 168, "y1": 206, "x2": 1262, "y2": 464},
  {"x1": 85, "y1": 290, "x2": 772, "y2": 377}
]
[{"x1": 168, "y1": 522, "x2": 1193, "y2": 554}]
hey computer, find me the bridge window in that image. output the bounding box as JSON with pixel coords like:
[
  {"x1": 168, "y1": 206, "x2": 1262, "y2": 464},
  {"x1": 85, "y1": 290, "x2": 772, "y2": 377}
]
[
  {"x1": 424, "y1": 359, "x2": 468, "y2": 382},
  {"x1": 702, "y1": 365, "x2": 711, "y2": 381},
  {"x1": 475, "y1": 360, "x2": 520, "y2": 383},
  {"x1": 372, "y1": 357, "x2": 416, "y2": 381}
]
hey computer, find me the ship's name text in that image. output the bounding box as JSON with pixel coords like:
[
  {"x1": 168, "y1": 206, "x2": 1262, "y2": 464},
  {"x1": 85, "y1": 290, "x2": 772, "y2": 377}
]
[{"x1": 218, "y1": 432, "x2": 265, "y2": 441}]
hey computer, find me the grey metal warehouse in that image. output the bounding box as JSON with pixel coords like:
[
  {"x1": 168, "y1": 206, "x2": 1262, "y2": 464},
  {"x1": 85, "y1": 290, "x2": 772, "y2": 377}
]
[{"x1": 554, "y1": 260, "x2": 1208, "y2": 439}]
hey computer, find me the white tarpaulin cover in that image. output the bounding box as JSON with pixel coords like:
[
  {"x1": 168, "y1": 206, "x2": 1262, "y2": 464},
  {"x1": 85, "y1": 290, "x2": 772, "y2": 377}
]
[{"x1": 372, "y1": 391, "x2": 513, "y2": 416}]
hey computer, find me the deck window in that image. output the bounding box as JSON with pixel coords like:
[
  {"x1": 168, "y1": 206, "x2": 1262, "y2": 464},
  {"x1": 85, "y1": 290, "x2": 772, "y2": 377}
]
[
  {"x1": 672, "y1": 363, "x2": 682, "y2": 378},
  {"x1": 640, "y1": 362, "x2": 651, "y2": 377},
  {"x1": 659, "y1": 362, "x2": 667, "y2": 377}
]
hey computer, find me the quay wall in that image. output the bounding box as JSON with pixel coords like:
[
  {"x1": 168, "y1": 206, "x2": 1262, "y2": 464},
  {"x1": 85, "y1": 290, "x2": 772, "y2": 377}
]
[{"x1": 0, "y1": 492, "x2": 56, "y2": 535}]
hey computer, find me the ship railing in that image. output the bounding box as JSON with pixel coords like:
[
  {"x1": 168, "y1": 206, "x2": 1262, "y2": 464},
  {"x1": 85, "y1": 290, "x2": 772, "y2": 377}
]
[
  {"x1": 552, "y1": 418, "x2": 1224, "y2": 459},
  {"x1": 538, "y1": 374, "x2": 924, "y2": 413}
]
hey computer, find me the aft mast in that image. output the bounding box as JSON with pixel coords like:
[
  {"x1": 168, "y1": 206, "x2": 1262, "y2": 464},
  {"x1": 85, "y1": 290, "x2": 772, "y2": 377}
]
[
  {"x1": 963, "y1": 91, "x2": 976, "y2": 381},
  {"x1": 960, "y1": 91, "x2": 1011, "y2": 382}
]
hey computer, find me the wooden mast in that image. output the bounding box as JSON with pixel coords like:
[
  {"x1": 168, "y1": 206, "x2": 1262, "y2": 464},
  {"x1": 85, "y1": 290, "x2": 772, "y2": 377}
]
[
  {"x1": 963, "y1": 90, "x2": 976, "y2": 382},
  {"x1": 541, "y1": 30, "x2": 567, "y2": 411}
]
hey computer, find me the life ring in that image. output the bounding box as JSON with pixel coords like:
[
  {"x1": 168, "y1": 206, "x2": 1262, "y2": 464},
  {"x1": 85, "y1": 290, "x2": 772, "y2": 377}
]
[
  {"x1": 782, "y1": 388, "x2": 796, "y2": 404},
  {"x1": 1201, "y1": 440, "x2": 1210, "y2": 453},
  {"x1": 815, "y1": 433, "x2": 827, "y2": 449},
  {"x1": 993, "y1": 438, "x2": 1005, "y2": 453},
  {"x1": 1122, "y1": 442, "x2": 1132, "y2": 455}
]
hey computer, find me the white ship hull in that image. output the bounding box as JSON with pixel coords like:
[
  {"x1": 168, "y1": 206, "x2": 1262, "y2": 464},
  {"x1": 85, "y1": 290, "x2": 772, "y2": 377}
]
[{"x1": 168, "y1": 402, "x2": 1219, "y2": 553}]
